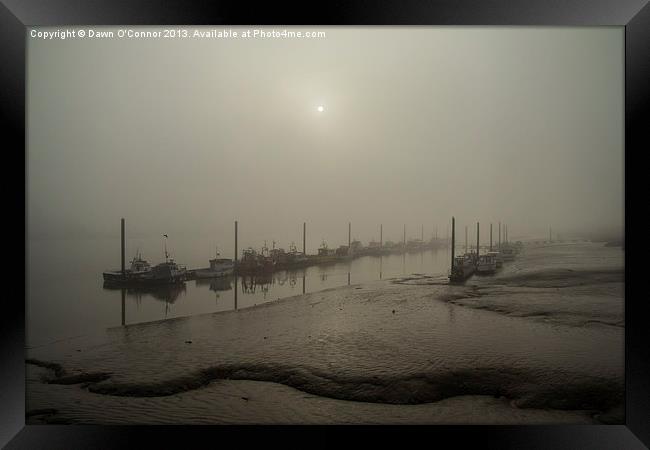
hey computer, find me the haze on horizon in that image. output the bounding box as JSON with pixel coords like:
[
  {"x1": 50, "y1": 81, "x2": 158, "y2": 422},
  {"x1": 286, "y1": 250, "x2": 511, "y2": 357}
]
[{"x1": 27, "y1": 26, "x2": 624, "y2": 255}]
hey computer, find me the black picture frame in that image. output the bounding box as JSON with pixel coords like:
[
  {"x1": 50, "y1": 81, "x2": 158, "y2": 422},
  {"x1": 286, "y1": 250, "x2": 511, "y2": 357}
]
[{"x1": 2, "y1": 0, "x2": 647, "y2": 447}]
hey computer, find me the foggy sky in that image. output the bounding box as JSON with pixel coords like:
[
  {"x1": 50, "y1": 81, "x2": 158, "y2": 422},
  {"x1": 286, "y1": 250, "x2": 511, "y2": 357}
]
[{"x1": 28, "y1": 26, "x2": 624, "y2": 253}]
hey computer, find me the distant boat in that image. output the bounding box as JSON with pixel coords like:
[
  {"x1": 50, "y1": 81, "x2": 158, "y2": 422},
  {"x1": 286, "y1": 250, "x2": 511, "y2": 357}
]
[
  {"x1": 487, "y1": 251, "x2": 503, "y2": 268},
  {"x1": 136, "y1": 235, "x2": 187, "y2": 285},
  {"x1": 103, "y1": 244, "x2": 187, "y2": 287},
  {"x1": 133, "y1": 259, "x2": 187, "y2": 285},
  {"x1": 237, "y1": 246, "x2": 275, "y2": 274},
  {"x1": 317, "y1": 241, "x2": 337, "y2": 257},
  {"x1": 476, "y1": 254, "x2": 497, "y2": 274},
  {"x1": 273, "y1": 242, "x2": 309, "y2": 268},
  {"x1": 314, "y1": 240, "x2": 340, "y2": 264},
  {"x1": 500, "y1": 246, "x2": 516, "y2": 261},
  {"x1": 449, "y1": 254, "x2": 475, "y2": 282},
  {"x1": 103, "y1": 252, "x2": 152, "y2": 283},
  {"x1": 194, "y1": 247, "x2": 234, "y2": 279},
  {"x1": 406, "y1": 238, "x2": 425, "y2": 252},
  {"x1": 195, "y1": 258, "x2": 234, "y2": 279}
]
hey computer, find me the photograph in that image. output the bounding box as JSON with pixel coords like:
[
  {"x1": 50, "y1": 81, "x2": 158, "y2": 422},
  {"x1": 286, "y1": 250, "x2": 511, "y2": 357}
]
[{"x1": 24, "y1": 25, "x2": 625, "y2": 426}]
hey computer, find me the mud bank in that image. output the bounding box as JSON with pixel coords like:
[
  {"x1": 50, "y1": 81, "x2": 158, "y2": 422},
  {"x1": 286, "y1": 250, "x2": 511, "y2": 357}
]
[{"x1": 26, "y1": 242, "x2": 624, "y2": 424}]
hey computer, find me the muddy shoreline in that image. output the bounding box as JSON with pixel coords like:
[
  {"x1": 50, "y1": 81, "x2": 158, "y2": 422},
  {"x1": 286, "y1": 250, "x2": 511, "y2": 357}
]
[{"x1": 26, "y1": 242, "x2": 624, "y2": 424}]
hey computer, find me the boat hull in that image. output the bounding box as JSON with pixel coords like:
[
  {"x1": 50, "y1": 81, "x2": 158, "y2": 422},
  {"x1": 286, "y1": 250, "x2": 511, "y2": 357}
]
[
  {"x1": 194, "y1": 268, "x2": 234, "y2": 279},
  {"x1": 476, "y1": 265, "x2": 496, "y2": 275},
  {"x1": 449, "y1": 264, "x2": 475, "y2": 282},
  {"x1": 103, "y1": 266, "x2": 187, "y2": 287}
]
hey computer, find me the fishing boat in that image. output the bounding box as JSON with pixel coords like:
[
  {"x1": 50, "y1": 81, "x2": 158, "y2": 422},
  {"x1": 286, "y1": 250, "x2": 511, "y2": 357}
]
[
  {"x1": 487, "y1": 251, "x2": 503, "y2": 268},
  {"x1": 500, "y1": 246, "x2": 516, "y2": 261},
  {"x1": 448, "y1": 216, "x2": 476, "y2": 283},
  {"x1": 103, "y1": 252, "x2": 152, "y2": 284},
  {"x1": 104, "y1": 257, "x2": 187, "y2": 287},
  {"x1": 269, "y1": 241, "x2": 291, "y2": 267},
  {"x1": 142, "y1": 236, "x2": 188, "y2": 285},
  {"x1": 406, "y1": 238, "x2": 425, "y2": 252},
  {"x1": 349, "y1": 239, "x2": 363, "y2": 256},
  {"x1": 476, "y1": 253, "x2": 497, "y2": 274},
  {"x1": 314, "y1": 240, "x2": 340, "y2": 264},
  {"x1": 317, "y1": 241, "x2": 337, "y2": 257},
  {"x1": 104, "y1": 235, "x2": 187, "y2": 286},
  {"x1": 336, "y1": 245, "x2": 349, "y2": 256},
  {"x1": 284, "y1": 242, "x2": 309, "y2": 267},
  {"x1": 449, "y1": 254, "x2": 475, "y2": 282},
  {"x1": 237, "y1": 245, "x2": 275, "y2": 274},
  {"x1": 194, "y1": 247, "x2": 234, "y2": 279},
  {"x1": 142, "y1": 257, "x2": 187, "y2": 285}
]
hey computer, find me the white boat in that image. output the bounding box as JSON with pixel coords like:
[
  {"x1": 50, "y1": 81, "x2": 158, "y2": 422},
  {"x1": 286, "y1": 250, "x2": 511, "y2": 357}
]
[{"x1": 194, "y1": 247, "x2": 234, "y2": 279}]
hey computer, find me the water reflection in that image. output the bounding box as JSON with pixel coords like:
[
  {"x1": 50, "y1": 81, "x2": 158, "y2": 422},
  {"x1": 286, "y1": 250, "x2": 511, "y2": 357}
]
[
  {"x1": 196, "y1": 276, "x2": 233, "y2": 306},
  {"x1": 102, "y1": 249, "x2": 450, "y2": 329},
  {"x1": 125, "y1": 283, "x2": 187, "y2": 304},
  {"x1": 196, "y1": 276, "x2": 232, "y2": 292},
  {"x1": 241, "y1": 274, "x2": 273, "y2": 296},
  {"x1": 121, "y1": 289, "x2": 125, "y2": 326},
  {"x1": 112, "y1": 283, "x2": 187, "y2": 324}
]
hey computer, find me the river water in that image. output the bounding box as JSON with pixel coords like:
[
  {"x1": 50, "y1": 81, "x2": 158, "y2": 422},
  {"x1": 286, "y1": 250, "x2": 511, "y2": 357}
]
[{"x1": 27, "y1": 236, "x2": 452, "y2": 348}]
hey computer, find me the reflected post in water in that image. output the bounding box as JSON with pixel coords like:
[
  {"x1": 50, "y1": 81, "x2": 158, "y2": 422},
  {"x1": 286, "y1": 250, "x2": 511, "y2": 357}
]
[
  {"x1": 121, "y1": 288, "x2": 125, "y2": 326},
  {"x1": 234, "y1": 275, "x2": 238, "y2": 310}
]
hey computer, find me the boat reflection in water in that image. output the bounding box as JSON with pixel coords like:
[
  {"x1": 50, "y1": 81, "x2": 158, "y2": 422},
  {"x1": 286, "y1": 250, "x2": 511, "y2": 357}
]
[
  {"x1": 104, "y1": 282, "x2": 187, "y2": 303},
  {"x1": 240, "y1": 273, "x2": 274, "y2": 297},
  {"x1": 104, "y1": 282, "x2": 187, "y2": 322},
  {"x1": 196, "y1": 276, "x2": 233, "y2": 306},
  {"x1": 129, "y1": 284, "x2": 187, "y2": 318},
  {"x1": 237, "y1": 270, "x2": 306, "y2": 305},
  {"x1": 195, "y1": 276, "x2": 233, "y2": 293},
  {"x1": 102, "y1": 248, "x2": 451, "y2": 328}
]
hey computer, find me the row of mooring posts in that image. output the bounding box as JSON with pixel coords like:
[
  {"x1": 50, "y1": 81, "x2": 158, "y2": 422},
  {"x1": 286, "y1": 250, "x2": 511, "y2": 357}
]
[
  {"x1": 119, "y1": 216, "x2": 513, "y2": 279},
  {"x1": 116, "y1": 216, "x2": 519, "y2": 325},
  {"x1": 230, "y1": 221, "x2": 449, "y2": 260}
]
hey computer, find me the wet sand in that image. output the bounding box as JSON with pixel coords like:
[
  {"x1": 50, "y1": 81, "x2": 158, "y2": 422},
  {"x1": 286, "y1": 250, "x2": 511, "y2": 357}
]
[{"x1": 26, "y1": 242, "x2": 624, "y2": 424}]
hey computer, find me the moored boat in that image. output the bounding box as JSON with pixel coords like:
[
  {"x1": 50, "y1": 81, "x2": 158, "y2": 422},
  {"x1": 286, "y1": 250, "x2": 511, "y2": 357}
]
[
  {"x1": 476, "y1": 253, "x2": 497, "y2": 274},
  {"x1": 103, "y1": 252, "x2": 152, "y2": 284},
  {"x1": 194, "y1": 249, "x2": 234, "y2": 279},
  {"x1": 449, "y1": 254, "x2": 475, "y2": 282},
  {"x1": 237, "y1": 245, "x2": 276, "y2": 274},
  {"x1": 487, "y1": 251, "x2": 503, "y2": 268}
]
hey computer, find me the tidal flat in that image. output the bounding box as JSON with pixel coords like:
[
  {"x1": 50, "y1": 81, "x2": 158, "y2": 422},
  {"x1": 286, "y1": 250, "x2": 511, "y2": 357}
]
[{"x1": 26, "y1": 242, "x2": 624, "y2": 424}]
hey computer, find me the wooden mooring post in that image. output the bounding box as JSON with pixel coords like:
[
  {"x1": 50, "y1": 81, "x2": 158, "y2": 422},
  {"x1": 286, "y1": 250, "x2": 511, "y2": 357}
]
[
  {"x1": 121, "y1": 218, "x2": 125, "y2": 276},
  {"x1": 234, "y1": 221, "x2": 238, "y2": 263},
  {"x1": 451, "y1": 217, "x2": 455, "y2": 269}
]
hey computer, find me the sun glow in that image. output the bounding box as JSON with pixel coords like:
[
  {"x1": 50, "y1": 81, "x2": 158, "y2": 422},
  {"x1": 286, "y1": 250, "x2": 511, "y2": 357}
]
[{"x1": 317, "y1": 105, "x2": 325, "y2": 112}]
